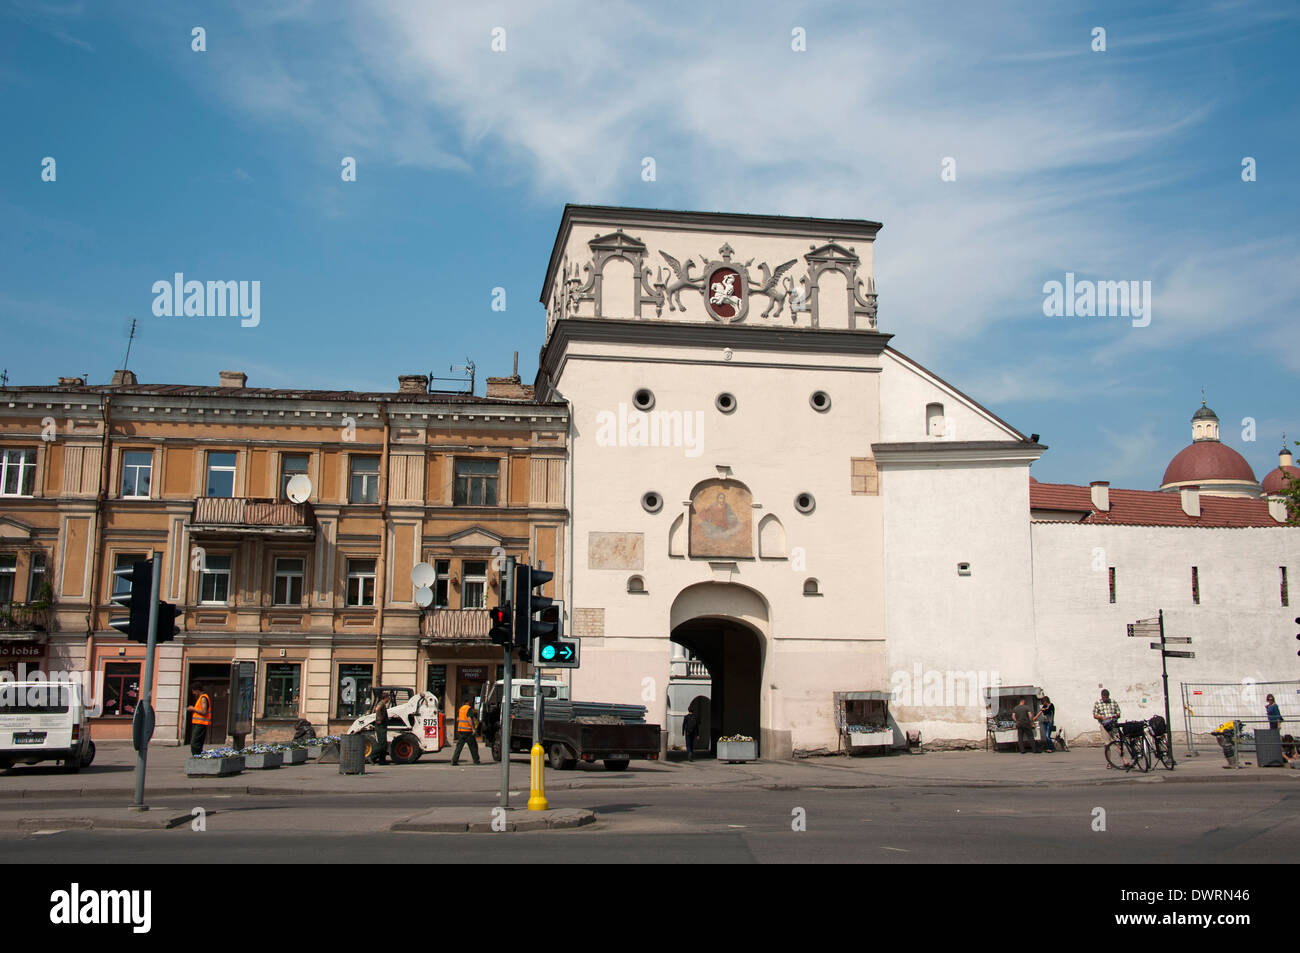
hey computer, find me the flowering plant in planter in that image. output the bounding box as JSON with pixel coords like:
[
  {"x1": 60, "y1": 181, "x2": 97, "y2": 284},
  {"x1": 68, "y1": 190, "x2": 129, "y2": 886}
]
[{"x1": 717, "y1": 734, "x2": 755, "y2": 743}]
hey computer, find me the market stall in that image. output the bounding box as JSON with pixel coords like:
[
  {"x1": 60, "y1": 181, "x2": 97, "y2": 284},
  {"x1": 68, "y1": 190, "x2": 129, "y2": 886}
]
[
  {"x1": 834, "y1": 691, "x2": 896, "y2": 755},
  {"x1": 984, "y1": 685, "x2": 1041, "y2": 751}
]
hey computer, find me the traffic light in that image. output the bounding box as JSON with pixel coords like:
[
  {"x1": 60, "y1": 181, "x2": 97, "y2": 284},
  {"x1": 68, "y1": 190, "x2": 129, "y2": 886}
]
[
  {"x1": 534, "y1": 602, "x2": 561, "y2": 648},
  {"x1": 1295, "y1": 617, "x2": 1299, "y2": 657},
  {"x1": 109, "y1": 560, "x2": 152, "y2": 643},
  {"x1": 512, "y1": 564, "x2": 555, "y2": 662},
  {"x1": 155, "y1": 600, "x2": 181, "y2": 644},
  {"x1": 489, "y1": 603, "x2": 513, "y2": 646}
]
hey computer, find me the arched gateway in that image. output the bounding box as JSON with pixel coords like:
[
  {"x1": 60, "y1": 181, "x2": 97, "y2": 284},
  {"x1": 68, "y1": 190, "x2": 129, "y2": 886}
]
[{"x1": 669, "y1": 583, "x2": 768, "y2": 756}]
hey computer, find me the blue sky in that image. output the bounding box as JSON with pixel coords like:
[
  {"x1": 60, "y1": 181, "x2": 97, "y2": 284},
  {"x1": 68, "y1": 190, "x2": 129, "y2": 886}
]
[{"x1": 1, "y1": 0, "x2": 1296, "y2": 489}]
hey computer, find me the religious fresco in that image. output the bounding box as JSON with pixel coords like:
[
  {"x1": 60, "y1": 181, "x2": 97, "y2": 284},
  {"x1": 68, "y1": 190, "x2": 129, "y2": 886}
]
[{"x1": 689, "y1": 480, "x2": 753, "y2": 558}]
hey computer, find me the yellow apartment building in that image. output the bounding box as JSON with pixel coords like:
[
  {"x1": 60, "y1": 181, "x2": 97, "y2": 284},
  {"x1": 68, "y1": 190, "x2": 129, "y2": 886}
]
[{"x1": 0, "y1": 368, "x2": 568, "y2": 746}]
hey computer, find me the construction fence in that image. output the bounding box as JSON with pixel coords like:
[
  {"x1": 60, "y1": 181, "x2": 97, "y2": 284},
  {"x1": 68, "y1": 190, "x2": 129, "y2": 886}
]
[{"x1": 1180, "y1": 680, "x2": 1300, "y2": 756}]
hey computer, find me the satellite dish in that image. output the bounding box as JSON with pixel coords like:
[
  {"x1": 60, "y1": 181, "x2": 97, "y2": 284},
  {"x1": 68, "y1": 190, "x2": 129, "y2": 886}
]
[
  {"x1": 286, "y1": 474, "x2": 312, "y2": 503},
  {"x1": 410, "y1": 562, "x2": 436, "y2": 589},
  {"x1": 414, "y1": 586, "x2": 433, "y2": 608}
]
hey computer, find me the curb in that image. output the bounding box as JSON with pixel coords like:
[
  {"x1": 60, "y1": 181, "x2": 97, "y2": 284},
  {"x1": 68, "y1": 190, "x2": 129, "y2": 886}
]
[
  {"x1": 391, "y1": 807, "x2": 595, "y2": 833},
  {"x1": 0, "y1": 810, "x2": 196, "y2": 832}
]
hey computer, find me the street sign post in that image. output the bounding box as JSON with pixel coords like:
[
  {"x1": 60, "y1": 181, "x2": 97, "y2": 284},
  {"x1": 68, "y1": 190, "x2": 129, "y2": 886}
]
[{"x1": 1134, "y1": 609, "x2": 1194, "y2": 763}]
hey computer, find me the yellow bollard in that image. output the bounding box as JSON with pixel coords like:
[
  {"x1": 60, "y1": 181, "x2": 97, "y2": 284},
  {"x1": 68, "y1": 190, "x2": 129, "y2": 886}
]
[{"x1": 527, "y1": 743, "x2": 549, "y2": 811}]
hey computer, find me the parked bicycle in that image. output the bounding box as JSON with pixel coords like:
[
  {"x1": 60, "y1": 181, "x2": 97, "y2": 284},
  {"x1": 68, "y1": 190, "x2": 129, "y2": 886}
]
[
  {"x1": 1104, "y1": 719, "x2": 1151, "y2": 772},
  {"x1": 1144, "y1": 715, "x2": 1176, "y2": 770}
]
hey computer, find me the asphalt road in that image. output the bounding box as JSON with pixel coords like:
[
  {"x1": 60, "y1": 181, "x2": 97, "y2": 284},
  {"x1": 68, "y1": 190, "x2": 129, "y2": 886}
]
[{"x1": 3, "y1": 780, "x2": 1296, "y2": 863}]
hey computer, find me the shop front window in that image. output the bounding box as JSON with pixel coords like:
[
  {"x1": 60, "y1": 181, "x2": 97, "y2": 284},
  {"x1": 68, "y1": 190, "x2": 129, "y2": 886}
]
[
  {"x1": 102, "y1": 662, "x2": 141, "y2": 717},
  {"x1": 265, "y1": 663, "x2": 301, "y2": 718},
  {"x1": 337, "y1": 663, "x2": 373, "y2": 719}
]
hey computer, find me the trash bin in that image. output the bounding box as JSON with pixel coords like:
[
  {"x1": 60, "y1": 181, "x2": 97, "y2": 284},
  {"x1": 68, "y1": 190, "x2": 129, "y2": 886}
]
[
  {"x1": 1255, "y1": 728, "x2": 1284, "y2": 767},
  {"x1": 339, "y1": 734, "x2": 366, "y2": 775}
]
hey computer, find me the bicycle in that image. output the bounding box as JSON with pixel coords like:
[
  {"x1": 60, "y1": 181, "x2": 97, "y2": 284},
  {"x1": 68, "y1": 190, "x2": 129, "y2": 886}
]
[
  {"x1": 1144, "y1": 717, "x2": 1176, "y2": 770},
  {"x1": 1104, "y1": 720, "x2": 1151, "y2": 772}
]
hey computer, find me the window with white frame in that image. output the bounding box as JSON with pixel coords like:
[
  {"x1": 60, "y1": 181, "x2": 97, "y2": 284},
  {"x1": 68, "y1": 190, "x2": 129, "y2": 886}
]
[
  {"x1": 205, "y1": 451, "x2": 237, "y2": 498},
  {"x1": 461, "y1": 560, "x2": 488, "y2": 609},
  {"x1": 346, "y1": 558, "x2": 376, "y2": 607},
  {"x1": 199, "y1": 554, "x2": 232, "y2": 604},
  {"x1": 0, "y1": 449, "x2": 37, "y2": 497},
  {"x1": 273, "y1": 557, "x2": 305, "y2": 605},
  {"x1": 120, "y1": 450, "x2": 153, "y2": 498},
  {"x1": 111, "y1": 553, "x2": 146, "y2": 597},
  {"x1": 349, "y1": 456, "x2": 380, "y2": 504}
]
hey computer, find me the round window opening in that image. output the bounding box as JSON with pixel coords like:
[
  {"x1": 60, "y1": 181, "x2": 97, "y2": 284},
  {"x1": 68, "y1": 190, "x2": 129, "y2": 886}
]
[
  {"x1": 641, "y1": 491, "x2": 663, "y2": 514},
  {"x1": 633, "y1": 389, "x2": 655, "y2": 412},
  {"x1": 794, "y1": 492, "x2": 816, "y2": 514},
  {"x1": 810, "y1": 390, "x2": 831, "y2": 412},
  {"x1": 715, "y1": 392, "x2": 737, "y2": 414}
]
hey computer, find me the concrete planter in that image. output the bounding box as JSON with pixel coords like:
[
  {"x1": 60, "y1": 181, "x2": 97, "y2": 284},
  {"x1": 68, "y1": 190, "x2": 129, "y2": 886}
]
[
  {"x1": 243, "y1": 752, "x2": 283, "y2": 770},
  {"x1": 186, "y1": 756, "x2": 244, "y2": 777},
  {"x1": 316, "y1": 742, "x2": 340, "y2": 764},
  {"x1": 281, "y1": 748, "x2": 309, "y2": 765},
  {"x1": 717, "y1": 740, "x2": 757, "y2": 763}
]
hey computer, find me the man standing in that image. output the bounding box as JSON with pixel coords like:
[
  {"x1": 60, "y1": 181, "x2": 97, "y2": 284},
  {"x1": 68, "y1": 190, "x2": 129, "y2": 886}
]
[
  {"x1": 185, "y1": 685, "x2": 212, "y2": 756},
  {"x1": 683, "y1": 704, "x2": 700, "y2": 762},
  {"x1": 1036, "y1": 692, "x2": 1056, "y2": 753},
  {"x1": 1012, "y1": 697, "x2": 1039, "y2": 753},
  {"x1": 451, "y1": 696, "x2": 481, "y2": 766},
  {"x1": 1092, "y1": 688, "x2": 1121, "y2": 737},
  {"x1": 370, "y1": 690, "x2": 390, "y2": 765}
]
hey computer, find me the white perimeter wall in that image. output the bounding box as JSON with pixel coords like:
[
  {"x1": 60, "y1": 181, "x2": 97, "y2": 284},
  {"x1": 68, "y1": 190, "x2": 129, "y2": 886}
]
[{"x1": 1030, "y1": 522, "x2": 1299, "y2": 742}]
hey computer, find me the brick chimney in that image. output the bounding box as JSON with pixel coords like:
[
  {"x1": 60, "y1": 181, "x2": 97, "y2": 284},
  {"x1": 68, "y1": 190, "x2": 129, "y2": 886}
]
[
  {"x1": 485, "y1": 351, "x2": 533, "y2": 400},
  {"x1": 1180, "y1": 485, "x2": 1200, "y2": 518},
  {"x1": 1089, "y1": 481, "x2": 1110, "y2": 512},
  {"x1": 397, "y1": 374, "x2": 429, "y2": 394},
  {"x1": 218, "y1": 370, "x2": 248, "y2": 388}
]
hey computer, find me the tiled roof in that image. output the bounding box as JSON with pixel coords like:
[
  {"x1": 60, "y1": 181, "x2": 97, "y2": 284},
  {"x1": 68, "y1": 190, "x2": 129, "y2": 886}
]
[
  {"x1": 1030, "y1": 481, "x2": 1287, "y2": 528},
  {"x1": 0, "y1": 384, "x2": 562, "y2": 407}
]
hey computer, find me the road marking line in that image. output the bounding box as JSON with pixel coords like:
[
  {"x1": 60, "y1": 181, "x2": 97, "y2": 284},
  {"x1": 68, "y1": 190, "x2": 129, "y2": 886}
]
[
  {"x1": 31, "y1": 830, "x2": 65, "y2": 836},
  {"x1": 881, "y1": 846, "x2": 909, "y2": 852}
]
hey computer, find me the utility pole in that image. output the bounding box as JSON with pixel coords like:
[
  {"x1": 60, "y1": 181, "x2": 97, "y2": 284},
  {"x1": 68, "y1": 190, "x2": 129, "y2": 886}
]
[
  {"x1": 500, "y1": 557, "x2": 515, "y2": 809},
  {"x1": 131, "y1": 554, "x2": 162, "y2": 811}
]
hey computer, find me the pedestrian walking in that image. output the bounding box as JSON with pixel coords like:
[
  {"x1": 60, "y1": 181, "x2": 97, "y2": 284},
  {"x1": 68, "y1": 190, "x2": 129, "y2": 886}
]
[
  {"x1": 682, "y1": 704, "x2": 700, "y2": 762},
  {"x1": 1036, "y1": 691, "x2": 1056, "y2": 752},
  {"x1": 1265, "y1": 693, "x2": 1283, "y2": 731},
  {"x1": 185, "y1": 685, "x2": 212, "y2": 756},
  {"x1": 370, "y1": 690, "x2": 390, "y2": 765},
  {"x1": 451, "y1": 696, "x2": 481, "y2": 765},
  {"x1": 1012, "y1": 696, "x2": 1039, "y2": 753}
]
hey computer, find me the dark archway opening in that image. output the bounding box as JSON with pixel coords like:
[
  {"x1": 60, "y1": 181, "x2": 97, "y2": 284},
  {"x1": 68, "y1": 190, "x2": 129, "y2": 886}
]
[{"x1": 671, "y1": 617, "x2": 762, "y2": 755}]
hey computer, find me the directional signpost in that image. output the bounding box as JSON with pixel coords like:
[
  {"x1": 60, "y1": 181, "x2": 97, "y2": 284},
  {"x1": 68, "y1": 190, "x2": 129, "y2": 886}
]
[{"x1": 1130, "y1": 609, "x2": 1194, "y2": 764}]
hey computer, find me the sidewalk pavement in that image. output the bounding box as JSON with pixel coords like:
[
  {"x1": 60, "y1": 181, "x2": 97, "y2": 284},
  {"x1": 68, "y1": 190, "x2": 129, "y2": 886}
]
[{"x1": 2, "y1": 739, "x2": 1295, "y2": 803}]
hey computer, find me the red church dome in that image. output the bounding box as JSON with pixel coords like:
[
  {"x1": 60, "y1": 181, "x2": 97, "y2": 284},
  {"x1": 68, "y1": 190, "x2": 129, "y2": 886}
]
[
  {"x1": 1161, "y1": 441, "x2": 1257, "y2": 487},
  {"x1": 1262, "y1": 464, "x2": 1300, "y2": 495}
]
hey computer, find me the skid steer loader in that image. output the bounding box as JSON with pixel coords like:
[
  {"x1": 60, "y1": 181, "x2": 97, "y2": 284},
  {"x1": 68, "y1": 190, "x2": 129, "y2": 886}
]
[{"x1": 346, "y1": 686, "x2": 444, "y2": 764}]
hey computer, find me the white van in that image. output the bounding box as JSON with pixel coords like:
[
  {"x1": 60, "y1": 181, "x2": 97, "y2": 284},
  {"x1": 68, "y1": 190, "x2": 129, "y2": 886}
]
[{"x1": 0, "y1": 680, "x2": 95, "y2": 773}]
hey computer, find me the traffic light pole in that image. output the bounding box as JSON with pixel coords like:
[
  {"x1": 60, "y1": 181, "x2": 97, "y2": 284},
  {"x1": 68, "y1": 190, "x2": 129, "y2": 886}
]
[
  {"x1": 131, "y1": 553, "x2": 162, "y2": 811},
  {"x1": 500, "y1": 557, "x2": 515, "y2": 810},
  {"x1": 533, "y1": 565, "x2": 543, "y2": 750}
]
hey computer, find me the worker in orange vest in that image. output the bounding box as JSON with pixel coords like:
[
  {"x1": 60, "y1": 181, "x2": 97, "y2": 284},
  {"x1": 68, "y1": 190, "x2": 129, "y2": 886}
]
[
  {"x1": 450, "y1": 695, "x2": 481, "y2": 766},
  {"x1": 186, "y1": 685, "x2": 213, "y2": 755}
]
